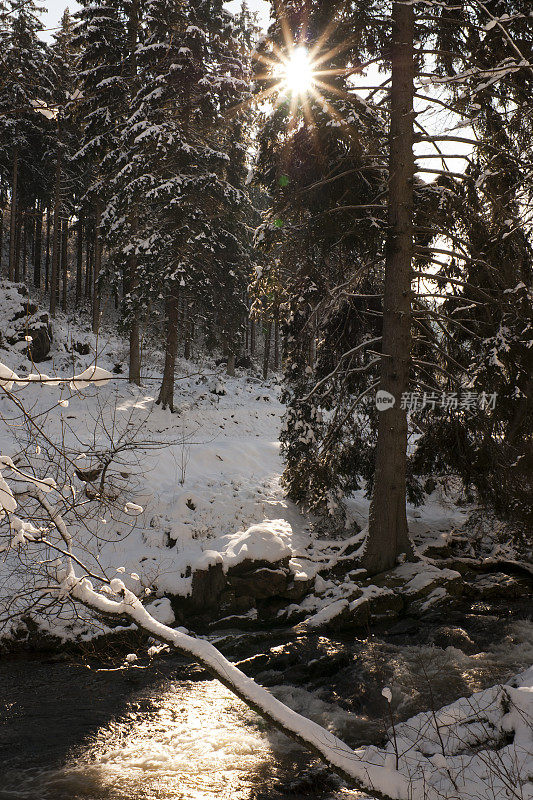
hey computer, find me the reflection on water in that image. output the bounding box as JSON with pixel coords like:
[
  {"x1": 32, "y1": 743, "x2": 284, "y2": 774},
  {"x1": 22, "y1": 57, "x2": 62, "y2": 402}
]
[
  {"x1": 2, "y1": 679, "x2": 294, "y2": 800},
  {"x1": 2, "y1": 612, "x2": 531, "y2": 800}
]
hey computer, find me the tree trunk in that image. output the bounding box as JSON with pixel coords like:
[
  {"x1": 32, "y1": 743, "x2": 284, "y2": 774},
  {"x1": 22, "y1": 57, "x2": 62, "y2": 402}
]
[
  {"x1": 263, "y1": 320, "x2": 272, "y2": 380},
  {"x1": 75, "y1": 214, "x2": 83, "y2": 306},
  {"x1": 226, "y1": 352, "x2": 236, "y2": 376},
  {"x1": 0, "y1": 208, "x2": 4, "y2": 274},
  {"x1": 50, "y1": 152, "x2": 62, "y2": 317},
  {"x1": 125, "y1": 0, "x2": 142, "y2": 384},
  {"x1": 183, "y1": 299, "x2": 193, "y2": 360},
  {"x1": 14, "y1": 209, "x2": 22, "y2": 283},
  {"x1": 21, "y1": 213, "x2": 28, "y2": 281},
  {"x1": 250, "y1": 318, "x2": 256, "y2": 355},
  {"x1": 92, "y1": 199, "x2": 102, "y2": 333},
  {"x1": 157, "y1": 288, "x2": 180, "y2": 410},
  {"x1": 127, "y1": 216, "x2": 141, "y2": 385},
  {"x1": 363, "y1": 0, "x2": 416, "y2": 575},
  {"x1": 85, "y1": 219, "x2": 92, "y2": 300},
  {"x1": 8, "y1": 148, "x2": 18, "y2": 281},
  {"x1": 61, "y1": 216, "x2": 68, "y2": 311},
  {"x1": 44, "y1": 206, "x2": 51, "y2": 291},
  {"x1": 274, "y1": 320, "x2": 280, "y2": 369},
  {"x1": 33, "y1": 200, "x2": 42, "y2": 288}
]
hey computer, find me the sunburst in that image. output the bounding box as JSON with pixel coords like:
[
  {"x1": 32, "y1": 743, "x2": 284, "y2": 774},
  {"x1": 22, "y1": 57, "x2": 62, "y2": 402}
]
[{"x1": 249, "y1": 4, "x2": 364, "y2": 132}]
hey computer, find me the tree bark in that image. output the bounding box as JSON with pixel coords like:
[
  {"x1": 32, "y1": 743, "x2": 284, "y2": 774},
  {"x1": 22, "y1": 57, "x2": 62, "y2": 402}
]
[
  {"x1": 21, "y1": 213, "x2": 28, "y2": 281},
  {"x1": 0, "y1": 208, "x2": 4, "y2": 274},
  {"x1": 226, "y1": 352, "x2": 236, "y2": 376},
  {"x1": 363, "y1": 0, "x2": 416, "y2": 575},
  {"x1": 157, "y1": 288, "x2": 180, "y2": 410},
  {"x1": 8, "y1": 148, "x2": 18, "y2": 282},
  {"x1": 50, "y1": 152, "x2": 62, "y2": 317},
  {"x1": 44, "y1": 206, "x2": 51, "y2": 291},
  {"x1": 127, "y1": 213, "x2": 141, "y2": 385},
  {"x1": 14, "y1": 208, "x2": 22, "y2": 283},
  {"x1": 183, "y1": 299, "x2": 193, "y2": 360},
  {"x1": 75, "y1": 214, "x2": 83, "y2": 306},
  {"x1": 274, "y1": 320, "x2": 280, "y2": 369},
  {"x1": 263, "y1": 320, "x2": 272, "y2": 380},
  {"x1": 33, "y1": 200, "x2": 42, "y2": 288},
  {"x1": 85, "y1": 218, "x2": 93, "y2": 300},
  {"x1": 61, "y1": 216, "x2": 69, "y2": 311},
  {"x1": 92, "y1": 199, "x2": 102, "y2": 333},
  {"x1": 250, "y1": 318, "x2": 256, "y2": 355}
]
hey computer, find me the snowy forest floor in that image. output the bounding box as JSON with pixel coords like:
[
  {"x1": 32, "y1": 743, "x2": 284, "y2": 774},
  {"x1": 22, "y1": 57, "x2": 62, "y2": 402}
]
[{"x1": 1, "y1": 292, "x2": 532, "y2": 799}]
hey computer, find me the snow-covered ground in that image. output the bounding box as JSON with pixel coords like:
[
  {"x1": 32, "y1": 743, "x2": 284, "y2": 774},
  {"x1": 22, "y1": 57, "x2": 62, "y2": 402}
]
[
  {"x1": 1, "y1": 296, "x2": 532, "y2": 799},
  {"x1": 0, "y1": 293, "x2": 525, "y2": 640}
]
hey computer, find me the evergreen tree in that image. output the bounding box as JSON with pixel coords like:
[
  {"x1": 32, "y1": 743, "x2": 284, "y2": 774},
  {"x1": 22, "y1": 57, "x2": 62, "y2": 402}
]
[
  {"x1": 256, "y1": 0, "x2": 533, "y2": 569},
  {"x1": 0, "y1": 0, "x2": 53, "y2": 283},
  {"x1": 72, "y1": 0, "x2": 129, "y2": 328},
  {"x1": 410, "y1": 1, "x2": 533, "y2": 524}
]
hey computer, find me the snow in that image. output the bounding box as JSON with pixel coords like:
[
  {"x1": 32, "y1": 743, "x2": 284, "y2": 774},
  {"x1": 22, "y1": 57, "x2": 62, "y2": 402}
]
[
  {"x1": 0, "y1": 298, "x2": 532, "y2": 799},
  {"x1": 220, "y1": 521, "x2": 292, "y2": 569}
]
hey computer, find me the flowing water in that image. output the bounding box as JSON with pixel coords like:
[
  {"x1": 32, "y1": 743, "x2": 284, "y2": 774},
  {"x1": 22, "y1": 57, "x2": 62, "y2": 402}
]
[{"x1": 1, "y1": 604, "x2": 532, "y2": 800}]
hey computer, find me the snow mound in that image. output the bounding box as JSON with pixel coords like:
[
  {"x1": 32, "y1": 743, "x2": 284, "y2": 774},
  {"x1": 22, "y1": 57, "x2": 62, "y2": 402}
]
[{"x1": 220, "y1": 520, "x2": 292, "y2": 570}]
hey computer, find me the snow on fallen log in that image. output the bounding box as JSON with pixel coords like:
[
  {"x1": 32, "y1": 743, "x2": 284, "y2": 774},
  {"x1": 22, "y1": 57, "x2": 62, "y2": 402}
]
[
  {"x1": 66, "y1": 572, "x2": 410, "y2": 800},
  {"x1": 70, "y1": 366, "x2": 113, "y2": 391}
]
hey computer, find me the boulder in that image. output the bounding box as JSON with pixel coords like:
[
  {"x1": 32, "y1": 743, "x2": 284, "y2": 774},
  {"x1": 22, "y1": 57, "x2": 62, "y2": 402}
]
[
  {"x1": 188, "y1": 562, "x2": 226, "y2": 610},
  {"x1": 1, "y1": 281, "x2": 53, "y2": 362},
  {"x1": 228, "y1": 566, "x2": 290, "y2": 599},
  {"x1": 26, "y1": 316, "x2": 52, "y2": 362}
]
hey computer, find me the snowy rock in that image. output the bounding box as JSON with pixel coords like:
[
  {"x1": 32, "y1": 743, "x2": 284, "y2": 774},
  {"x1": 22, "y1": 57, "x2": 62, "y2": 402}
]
[
  {"x1": 221, "y1": 521, "x2": 292, "y2": 571},
  {"x1": 0, "y1": 282, "x2": 52, "y2": 362},
  {"x1": 228, "y1": 567, "x2": 289, "y2": 600},
  {"x1": 188, "y1": 562, "x2": 226, "y2": 612}
]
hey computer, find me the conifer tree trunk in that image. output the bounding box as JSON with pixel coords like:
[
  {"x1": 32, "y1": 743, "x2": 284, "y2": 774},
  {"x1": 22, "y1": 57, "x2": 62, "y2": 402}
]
[
  {"x1": 75, "y1": 214, "x2": 83, "y2": 306},
  {"x1": 8, "y1": 148, "x2": 18, "y2": 281},
  {"x1": 157, "y1": 288, "x2": 180, "y2": 410},
  {"x1": 92, "y1": 199, "x2": 102, "y2": 333},
  {"x1": 21, "y1": 214, "x2": 28, "y2": 281},
  {"x1": 0, "y1": 210, "x2": 4, "y2": 273},
  {"x1": 14, "y1": 209, "x2": 22, "y2": 283},
  {"x1": 126, "y1": 0, "x2": 142, "y2": 384},
  {"x1": 44, "y1": 206, "x2": 51, "y2": 291},
  {"x1": 226, "y1": 352, "x2": 236, "y2": 376},
  {"x1": 250, "y1": 318, "x2": 256, "y2": 355},
  {"x1": 128, "y1": 250, "x2": 141, "y2": 385},
  {"x1": 85, "y1": 220, "x2": 92, "y2": 300},
  {"x1": 363, "y1": 0, "x2": 416, "y2": 575},
  {"x1": 50, "y1": 152, "x2": 62, "y2": 317},
  {"x1": 274, "y1": 320, "x2": 280, "y2": 369},
  {"x1": 33, "y1": 200, "x2": 42, "y2": 288},
  {"x1": 263, "y1": 320, "x2": 272, "y2": 380},
  {"x1": 183, "y1": 299, "x2": 192, "y2": 360},
  {"x1": 61, "y1": 216, "x2": 68, "y2": 311}
]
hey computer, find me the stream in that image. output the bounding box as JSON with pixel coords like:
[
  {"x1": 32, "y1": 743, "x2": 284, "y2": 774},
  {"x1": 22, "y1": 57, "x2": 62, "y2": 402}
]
[{"x1": 1, "y1": 598, "x2": 532, "y2": 800}]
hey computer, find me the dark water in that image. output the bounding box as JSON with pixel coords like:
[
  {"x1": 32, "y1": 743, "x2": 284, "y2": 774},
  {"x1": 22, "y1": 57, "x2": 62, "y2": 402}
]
[{"x1": 1, "y1": 603, "x2": 532, "y2": 800}]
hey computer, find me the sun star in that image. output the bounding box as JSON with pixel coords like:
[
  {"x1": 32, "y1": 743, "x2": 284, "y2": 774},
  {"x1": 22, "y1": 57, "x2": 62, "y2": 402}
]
[{"x1": 281, "y1": 46, "x2": 315, "y2": 95}]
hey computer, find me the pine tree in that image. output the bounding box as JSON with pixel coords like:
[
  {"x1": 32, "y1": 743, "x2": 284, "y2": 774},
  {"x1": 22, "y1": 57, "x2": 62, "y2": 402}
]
[
  {"x1": 256, "y1": 0, "x2": 533, "y2": 570},
  {"x1": 0, "y1": 0, "x2": 53, "y2": 283},
  {"x1": 72, "y1": 0, "x2": 129, "y2": 328},
  {"x1": 410, "y1": 1, "x2": 533, "y2": 524},
  {"x1": 47, "y1": 8, "x2": 79, "y2": 313}
]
